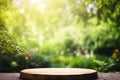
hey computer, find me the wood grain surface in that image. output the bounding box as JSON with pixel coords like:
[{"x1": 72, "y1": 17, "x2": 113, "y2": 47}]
[{"x1": 0, "y1": 73, "x2": 120, "y2": 80}]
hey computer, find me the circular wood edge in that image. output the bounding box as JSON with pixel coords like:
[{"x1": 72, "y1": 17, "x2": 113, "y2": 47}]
[
  {"x1": 20, "y1": 71, "x2": 98, "y2": 80},
  {"x1": 20, "y1": 68, "x2": 97, "y2": 75}
]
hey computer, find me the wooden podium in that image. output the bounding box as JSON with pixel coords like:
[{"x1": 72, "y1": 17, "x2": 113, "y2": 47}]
[{"x1": 20, "y1": 68, "x2": 98, "y2": 80}]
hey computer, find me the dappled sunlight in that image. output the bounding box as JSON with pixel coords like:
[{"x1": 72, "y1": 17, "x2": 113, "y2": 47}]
[
  {"x1": 87, "y1": 3, "x2": 97, "y2": 14},
  {"x1": 0, "y1": 0, "x2": 120, "y2": 72}
]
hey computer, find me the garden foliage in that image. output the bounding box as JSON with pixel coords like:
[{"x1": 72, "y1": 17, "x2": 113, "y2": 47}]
[{"x1": 0, "y1": 0, "x2": 120, "y2": 72}]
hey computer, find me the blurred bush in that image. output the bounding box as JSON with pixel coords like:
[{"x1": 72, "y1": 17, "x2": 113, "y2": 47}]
[
  {"x1": 0, "y1": 30, "x2": 23, "y2": 72},
  {"x1": 51, "y1": 54, "x2": 120, "y2": 72},
  {"x1": 0, "y1": 0, "x2": 120, "y2": 72}
]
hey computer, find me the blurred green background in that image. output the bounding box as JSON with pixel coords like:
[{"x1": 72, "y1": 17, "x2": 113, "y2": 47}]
[{"x1": 0, "y1": 0, "x2": 120, "y2": 72}]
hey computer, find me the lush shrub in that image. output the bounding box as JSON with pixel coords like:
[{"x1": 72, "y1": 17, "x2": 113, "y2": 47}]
[
  {"x1": 51, "y1": 54, "x2": 97, "y2": 69},
  {"x1": 13, "y1": 53, "x2": 51, "y2": 72},
  {"x1": 0, "y1": 53, "x2": 51, "y2": 72},
  {"x1": 51, "y1": 54, "x2": 120, "y2": 72},
  {"x1": 0, "y1": 30, "x2": 23, "y2": 72},
  {"x1": 0, "y1": 30, "x2": 50, "y2": 72},
  {"x1": 69, "y1": 56, "x2": 97, "y2": 69},
  {"x1": 26, "y1": 53, "x2": 51, "y2": 68}
]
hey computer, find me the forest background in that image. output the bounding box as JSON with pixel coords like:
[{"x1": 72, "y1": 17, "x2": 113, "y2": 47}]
[{"x1": 0, "y1": 0, "x2": 120, "y2": 72}]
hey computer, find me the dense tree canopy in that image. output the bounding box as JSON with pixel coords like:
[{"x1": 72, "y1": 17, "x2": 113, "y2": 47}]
[{"x1": 1, "y1": 0, "x2": 120, "y2": 55}]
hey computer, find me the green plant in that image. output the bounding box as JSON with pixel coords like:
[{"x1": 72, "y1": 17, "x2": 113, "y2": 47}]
[
  {"x1": 109, "y1": 48, "x2": 120, "y2": 71},
  {"x1": 112, "y1": 49, "x2": 120, "y2": 62},
  {"x1": 92, "y1": 54, "x2": 120, "y2": 72},
  {"x1": 69, "y1": 56, "x2": 97, "y2": 69},
  {"x1": 0, "y1": 30, "x2": 23, "y2": 72},
  {"x1": 51, "y1": 55, "x2": 98, "y2": 69},
  {"x1": 27, "y1": 53, "x2": 51, "y2": 68},
  {"x1": 93, "y1": 59, "x2": 114, "y2": 72}
]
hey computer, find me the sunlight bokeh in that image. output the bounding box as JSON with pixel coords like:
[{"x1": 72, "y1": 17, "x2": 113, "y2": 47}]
[{"x1": 0, "y1": 0, "x2": 120, "y2": 72}]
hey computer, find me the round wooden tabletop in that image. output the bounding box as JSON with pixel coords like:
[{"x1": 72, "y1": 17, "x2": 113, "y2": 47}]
[{"x1": 20, "y1": 68, "x2": 98, "y2": 80}]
